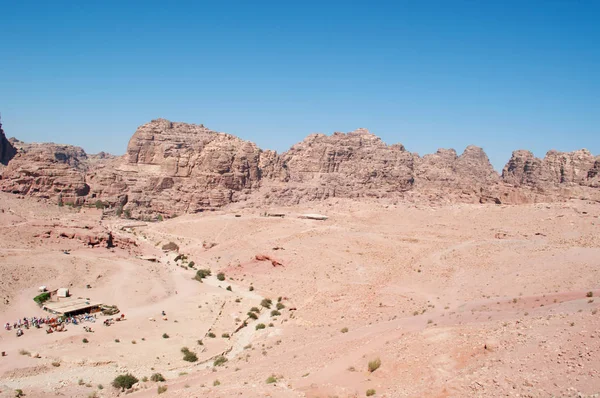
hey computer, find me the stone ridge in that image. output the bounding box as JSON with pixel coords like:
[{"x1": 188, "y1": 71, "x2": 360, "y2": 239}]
[
  {"x1": 0, "y1": 120, "x2": 16, "y2": 166},
  {"x1": 0, "y1": 118, "x2": 598, "y2": 217}
]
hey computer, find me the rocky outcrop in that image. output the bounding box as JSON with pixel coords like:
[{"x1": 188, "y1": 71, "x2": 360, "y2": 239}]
[
  {"x1": 0, "y1": 120, "x2": 16, "y2": 166},
  {"x1": 0, "y1": 140, "x2": 91, "y2": 204},
  {"x1": 1, "y1": 118, "x2": 598, "y2": 216}
]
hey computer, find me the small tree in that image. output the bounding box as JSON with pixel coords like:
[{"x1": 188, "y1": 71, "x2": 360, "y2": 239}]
[
  {"x1": 112, "y1": 374, "x2": 138, "y2": 391},
  {"x1": 217, "y1": 272, "x2": 225, "y2": 281}
]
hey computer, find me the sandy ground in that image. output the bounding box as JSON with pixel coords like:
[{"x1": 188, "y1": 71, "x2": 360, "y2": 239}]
[{"x1": 0, "y1": 193, "x2": 599, "y2": 397}]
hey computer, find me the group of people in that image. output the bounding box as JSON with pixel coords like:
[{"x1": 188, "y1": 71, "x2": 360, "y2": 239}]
[{"x1": 4, "y1": 313, "x2": 99, "y2": 337}]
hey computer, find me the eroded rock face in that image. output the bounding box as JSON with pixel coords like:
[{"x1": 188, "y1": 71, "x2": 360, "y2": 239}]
[
  {"x1": 0, "y1": 140, "x2": 90, "y2": 204},
  {"x1": 0, "y1": 121, "x2": 16, "y2": 166},
  {"x1": 1, "y1": 118, "x2": 598, "y2": 216}
]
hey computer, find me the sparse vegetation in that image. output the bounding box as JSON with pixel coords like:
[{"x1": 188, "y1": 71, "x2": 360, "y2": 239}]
[
  {"x1": 150, "y1": 373, "x2": 165, "y2": 382},
  {"x1": 261, "y1": 298, "x2": 273, "y2": 309},
  {"x1": 157, "y1": 385, "x2": 168, "y2": 394},
  {"x1": 197, "y1": 339, "x2": 203, "y2": 345},
  {"x1": 82, "y1": 338, "x2": 89, "y2": 344},
  {"x1": 222, "y1": 333, "x2": 230, "y2": 338},
  {"x1": 368, "y1": 358, "x2": 381, "y2": 373},
  {"x1": 33, "y1": 292, "x2": 51, "y2": 305},
  {"x1": 226, "y1": 285, "x2": 232, "y2": 291},
  {"x1": 51, "y1": 361, "x2": 61, "y2": 367},
  {"x1": 195, "y1": 269, "x2": 211, "y2": 281},
  {"x1": 270, "y1": 310, "x2": 281, "y2": 317},
  {"x1": 15, "y1": 390, "x2": 24, "y2": 398},
  {"x1": 217, "y1": 272, "x2": 226, "y2": 281},
  {"x1": 213, "y1": 380, "x2": 221, "y2": 386},
  {"x1": 208, "y1": 332, "x2": 216, "y2": 338},
  {"x1": 214, "y1": 356, "x2": 228, "y2": 367},
  {"x1": 341, "y1": 327, "x2": 349, "y2": 333},
  {"x1": 249, "y1": 286, "x2": 254, "y2": 291},
  {"x1": 587, "y1": 291, "x2": 594, "y2": 297},
  {"x1": 162, "y1": 333, "x2": 169, "y2": 339},
  {"x1": 266, "y1": 375, "x2": 277, "y2": 384},
  {"x1": 112, "y1": 374, "x2": 139, "y2": 391},
  {"x1": 366, "y1": 388, "x2": 376, "y2": 396},
  {"x1": 18, "y1": 349, "x2": 30, "y2": 356},
  {"x1": 256, "y1": 323, "x2": 266, "y2": 330},
  {"x1": 181, "y1": 347, "x2": 198, "y2": 362},
  {"x1": 276, "y1": 302, "x2": 285, "y2": 310},
  {"x1": 162, "y1": 241, "x2": 179, "y2": 251},
  {"x1": 247, "y1": 312, "x2": 258, "y2": 320}
]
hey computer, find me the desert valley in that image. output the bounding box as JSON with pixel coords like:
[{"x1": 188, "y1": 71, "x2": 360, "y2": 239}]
[{"x1": 0, "y1": 119, "x2": 599, "y2": 397}]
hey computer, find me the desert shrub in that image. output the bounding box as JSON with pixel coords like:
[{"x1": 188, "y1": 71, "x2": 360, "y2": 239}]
[
  {"x1": 247, "y1": 312, "x2": 258, "y2": 320},
  {"x1": 150, "y1": 373, "x2": 165, "y2": 382},
  {"x1": 157, "y1": 385, "x2": 168, "y2": 394},
  {"x1": 268, "y1": 322, "x2": 274, "y2": 327},
  {"x1": 141, "y1": 376, "x2": 148, "y2": 382},
  {"x1": 123, "y1": 209, "x2": 131, "y2": 219},
  {"x1": 276, "y1": 302, "x2": 285, "y2": 310},
  {"x1": 112, "y1": 374, "x2": 138, "y2": 390},
  {"x1": 208, "y1": 332, "x2": 216, "y2": 338},
  {"x1": 52, "y1": 361, "x2": 61, "y2": 367},
  {"x1": 277, "y1": 296, "x2": 282, "y2": 302},
  {"x1": 217, "y1": 272, "x2": 225, "y2": 281},
  {"x1": 182, "y1": 350, "x2": 198, "y2": 362},
  {"x1": 250, "y1": 307, "x2": 260, "y2": 313},
  {"x1": 249, "y1": 286, "x2": 254, "y2": 291},
  {"x1": 157, "y1": 214, "x2": 163, "y2": 222},
  {"x1": 255, "y1": 323, "x2": 266, "y2": 330},
  {"x1": 341, "y1": 327, "x2": 349, "y2": 333},
  {"x1": 115, "y1": 338, "x2": 120, "y2": 343},
  {"x1": 368, "y1": 358, "x2": 381, "y2": 373},
  {"x1": 161, "y1": 242, "x2": 179, "y2": 252},
  {"x1": 188, "y1": 261, "x2": 195, "y2": 267},
  {"x1": 95, "y1": 200, "x2": 105, "y2": 209},
  {"x1": 195, "y1": 269, "x2": 211, "y2": 281},
  {"x1": 18, "y1": 349, "x2": 30, "y2": 356},
  {"x1": 33, "y1": 292, "x2": 51, "y2": 305},
  {"x1": 222, "y1": 333, "x2": 230, "y2": 338},
  {"x1": 226, "y1": 285, "x2": 232, "y2": 291},
  {"x1": 162, "y1": 333, "x2": 169, "y2": 339},
  {"x1": 213, "y1": 356, "x2": 228, "y2": 367},
  {"x1": 587, "y1": 291, "x2": 594, "y2": 297},
  {"x1": 366, "y1": 389, "x2": 376, "y2": 396},
  {"x1": 97, "y1": 384, "x2": 103, "y2": 390},
  {"x1": 213, "y1": 380, "x2": 220, "y2": 386},
  {"x1": 197, "y1": 339, "x2": 203, "y2": 345},
  {"x1": 270, "y1": 310, "x2": 281, "y2": 317},
  {"x1": 266, "y1": 375, "x2": 277, "y2": 384},
  {"x1": 82, "y1": 338, "x2": 89, "y2": 343},
  {"x1": 261, "y1": 298, "x2": 272, "y2": 309},
  {"x1": 15, "y1": 390, "x2": 24, "y2": 398}
]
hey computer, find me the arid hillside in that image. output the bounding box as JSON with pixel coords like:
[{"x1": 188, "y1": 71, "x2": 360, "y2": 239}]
[{"x1": 0, "y1": 192, "x2": 599, "y2": 397}]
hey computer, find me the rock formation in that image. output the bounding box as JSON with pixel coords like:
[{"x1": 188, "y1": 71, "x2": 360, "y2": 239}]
[
  {"x1": 0, "y1": 118, "x2": 16, "y2": 166},
  {"x1": 0, "y1": 118, "x2": 598, "y2": 217}
]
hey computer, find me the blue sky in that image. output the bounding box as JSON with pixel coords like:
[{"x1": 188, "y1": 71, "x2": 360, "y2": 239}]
[{"x1": 1, "y1": 0, "x2": 598, "y2": 170}]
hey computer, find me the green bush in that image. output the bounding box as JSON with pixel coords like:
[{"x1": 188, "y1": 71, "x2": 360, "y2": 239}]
[
  {"x1": 276, "y1": 302, "x2": 285, "y2": 310},
  {"x1": 150, "y1": 373, "x2": 165, "y2": 382},
  {"x1": 112, "y1": 374, "x2": 138, "y2": 391},
  {"x1": 213, "y1": 356, "x2": 228, "y2": 367},
  {"x1": 261, "y1": 298, "x2": 272, "y2": 309},
  {"x1": 208, "y1": 332, "x2": 216, "y2": 338},
  {"x1": 182, "y1": 350, "x2": 198, "y2": 362},
  {"x1": 247, "y1": 312, "x2": 258, "y2": 320},
  {"x1": 222, "y1": 333, "x2": 230, "y2": 338},
  {"x1": 157, "y1": 385, "x2": 168, "y2": 394},
  {"x1": 226, "y1": 286, "x2": 232, "y2": 291},
  {"x1": 250, "y1": 307, "x2": 260, "y2": 313},
  {"x1": 195, "y1": 269, "x2": 211, "y2": 281},
  {"x1": 270, "y1": 310, "x2": 281, "y2": 317},
  {"x1": 368, "y1": 358, "x2": 381, "y2": 373},
  {"x1": 341, "y1": 327, "x2": 349, "y2": 333},
  {"x1": 266, "y1": 375, "x2": 277, "y2": 384},
  {"x1": 255, "y1": 323, "x2": 266, "y2": 330},
  {"x1": 162, "y1": 333, "x2": 169, "y2": 339},
  {"x1": 82, "y1": 338, "x2": 89, "y2": 343},
  {"x1": 33, "y1": 292, "x2": 51, "y2": 305},
  {"x1": 366, "y1": 389, "x2": 376, "y2": 396},
  {"x1": 217, "y1": 272, "x2": 225, "y2": 281}
]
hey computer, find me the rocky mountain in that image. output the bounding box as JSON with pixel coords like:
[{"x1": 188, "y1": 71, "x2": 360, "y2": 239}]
[
  {"x1": 0, "y1": 119, "x2": 16, "y2": 166},
  {"x1": 1, "y1": 118, "x2": 598, "y2": 217}
]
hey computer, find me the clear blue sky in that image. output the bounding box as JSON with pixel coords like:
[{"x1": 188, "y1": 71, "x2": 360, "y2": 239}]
[{"x1": 1, "y1": 0, "x2": 598, "y2": 170}]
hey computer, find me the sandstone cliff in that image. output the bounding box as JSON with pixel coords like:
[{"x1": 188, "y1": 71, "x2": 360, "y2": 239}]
[
  {"x1": 0, "y1": 120, "x2": 16, "y2": 166},
  {"x1": 1, "y1": 118, "x2": 598, "y2": 217}
]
